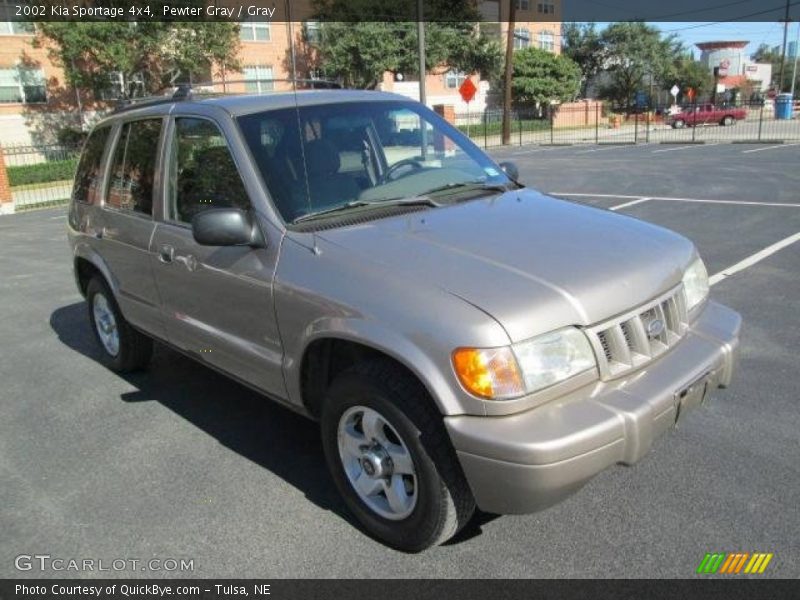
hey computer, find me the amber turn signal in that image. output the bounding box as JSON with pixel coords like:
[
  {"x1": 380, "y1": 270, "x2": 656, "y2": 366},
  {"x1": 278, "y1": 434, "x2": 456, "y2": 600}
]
[{"x1": 452, "y1": 347, "x2": 525, "y2": 400}]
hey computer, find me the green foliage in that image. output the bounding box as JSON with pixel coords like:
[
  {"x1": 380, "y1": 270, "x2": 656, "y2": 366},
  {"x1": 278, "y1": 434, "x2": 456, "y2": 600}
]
[
  {"x1": 561, "y1": 22, "x2": 603, "y2": 96},
  {"x1": 671, "y1": 54, "x2": 715, "y2": 101},
  {"x1": 35, "y1": 15, "x2": 240, "y2": 97},
  {"x1": 311, "y1": 0, "x2": 503, "y2": 89},
  {"x1": 8, "y1": 158, "x2": 79, "y2": 187},
  {"x1": 510, "y1": 47, "x2": 581, "y2": 106},
  {"x1": 597, "y1": 22, "x2": 683, "y2": 109},
  {"x1": 751, "y1": 43, "x2": 799, "y2": 93}
]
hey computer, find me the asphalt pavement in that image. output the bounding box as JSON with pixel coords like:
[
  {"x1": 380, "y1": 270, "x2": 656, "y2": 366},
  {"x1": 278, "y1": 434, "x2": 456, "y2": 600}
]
[{"x1": 1, "y1": 143, "x2": 798, "y2": 578}]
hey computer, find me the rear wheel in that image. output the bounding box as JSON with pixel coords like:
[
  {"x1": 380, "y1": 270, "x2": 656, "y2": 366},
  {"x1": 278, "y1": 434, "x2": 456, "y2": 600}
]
[
  {"x1": 86, "y1": 277, "x2": 152, "y2": 372},
  {"x1": 320, "y1": 359, "x2": 475, "y2": 552},
  {"x1": 672, "y1": 119, "x2": 685, "y2": 129},
  {"x1": 721, "y1": 115, "x2": 735, "y2": 126}
]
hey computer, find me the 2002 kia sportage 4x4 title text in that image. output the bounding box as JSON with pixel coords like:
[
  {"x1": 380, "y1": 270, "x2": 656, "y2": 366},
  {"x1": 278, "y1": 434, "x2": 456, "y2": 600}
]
[{"x1": 68, "y1": 90, "x2": 741, "y2": 552}]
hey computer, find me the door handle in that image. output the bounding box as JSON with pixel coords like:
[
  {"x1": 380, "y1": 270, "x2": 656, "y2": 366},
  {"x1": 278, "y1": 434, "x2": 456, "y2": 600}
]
[{"x1": 158, "y1": 244, "x2": 175, "y2": 263}]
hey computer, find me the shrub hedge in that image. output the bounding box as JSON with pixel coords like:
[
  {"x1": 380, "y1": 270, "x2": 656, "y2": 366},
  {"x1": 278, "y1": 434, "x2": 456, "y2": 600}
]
[{"x1": 7, "y1": 158, "x2": 80, "y2": 187}]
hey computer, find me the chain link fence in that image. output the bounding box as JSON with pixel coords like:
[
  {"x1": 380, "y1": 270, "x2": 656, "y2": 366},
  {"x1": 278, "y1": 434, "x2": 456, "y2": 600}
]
[
  {"x1": 0, "y1": 143, "x2": 80, "y2": 212},
  {"x1": 457, "y1": 100, "x2": 800, "y2": 149}
]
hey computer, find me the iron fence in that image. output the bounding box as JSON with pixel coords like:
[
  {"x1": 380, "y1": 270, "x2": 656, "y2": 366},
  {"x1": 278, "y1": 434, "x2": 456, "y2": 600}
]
[
  {"x1": 457, "y1": 100, "x2": 800, "y2": 149},
  {"x1": 1, "y1": 143, "x2": 80, "y2": 211}
]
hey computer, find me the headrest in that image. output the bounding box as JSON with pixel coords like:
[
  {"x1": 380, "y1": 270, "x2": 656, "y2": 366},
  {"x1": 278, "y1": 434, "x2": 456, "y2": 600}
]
[{"x1": 304, "y1": 139, "x2": 341, "y2": 176}]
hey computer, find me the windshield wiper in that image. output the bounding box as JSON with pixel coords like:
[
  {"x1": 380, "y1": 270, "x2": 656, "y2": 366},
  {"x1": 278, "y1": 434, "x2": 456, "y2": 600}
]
[
  {"x1": 423, "y1": 180, "x2": 516, "y2": 198},
  {"x1": 292, "y1": 196, "x2": 441, "y2": 225}
]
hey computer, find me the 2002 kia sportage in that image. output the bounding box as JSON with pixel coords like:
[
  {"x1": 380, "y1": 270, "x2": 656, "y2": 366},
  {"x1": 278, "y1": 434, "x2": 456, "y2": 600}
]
[{"x1": 67, "y1": 89, "x2": 741, "y2": 552}]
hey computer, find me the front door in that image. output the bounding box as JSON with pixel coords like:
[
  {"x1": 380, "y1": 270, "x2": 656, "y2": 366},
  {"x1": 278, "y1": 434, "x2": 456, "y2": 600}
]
[{"x1": 150, "y1": 116, "x2": 285, "y2": 398}]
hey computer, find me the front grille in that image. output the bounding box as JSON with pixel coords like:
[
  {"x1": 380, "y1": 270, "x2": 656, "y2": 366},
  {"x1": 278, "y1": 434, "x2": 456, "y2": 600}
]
[{"x1": 584, "y1": 286, "x2": 688, "y2": 379}]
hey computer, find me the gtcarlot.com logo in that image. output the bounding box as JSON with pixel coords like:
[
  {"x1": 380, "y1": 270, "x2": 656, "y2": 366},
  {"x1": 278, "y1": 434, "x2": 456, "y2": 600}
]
[
  {"x1": 14, "y1": 554, "x2": 194, "y2": 573},
  {"x1": 696, "y1": 552, "x2": 773, "y2": 575}
]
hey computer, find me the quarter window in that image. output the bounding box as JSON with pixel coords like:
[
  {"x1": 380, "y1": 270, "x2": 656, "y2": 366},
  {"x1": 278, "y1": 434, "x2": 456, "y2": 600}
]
[
  {"x1": 72, "y1": 126, "x2": 111, "y2": 205},
  {"x1": 168, "y1": 118, "x2": 251, "y2": 223},
  {"x1": 106, "y1": 119, "x2": 162, "y2": 216}
]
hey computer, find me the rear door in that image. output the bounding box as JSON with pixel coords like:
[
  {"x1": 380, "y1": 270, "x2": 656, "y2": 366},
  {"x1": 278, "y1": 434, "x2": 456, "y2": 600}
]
[
  {"x1": 149, "y1": 115, "x2": 285, "y2": 397},
  {"x1": 94, "y1": 118, "x2": 166, "y2": 338}
]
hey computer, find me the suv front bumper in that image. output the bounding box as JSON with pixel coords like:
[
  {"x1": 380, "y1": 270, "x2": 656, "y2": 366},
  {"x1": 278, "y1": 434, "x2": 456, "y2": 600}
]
[{"x1": 445, "y1": 300, "x2": 741, "y2": 514}]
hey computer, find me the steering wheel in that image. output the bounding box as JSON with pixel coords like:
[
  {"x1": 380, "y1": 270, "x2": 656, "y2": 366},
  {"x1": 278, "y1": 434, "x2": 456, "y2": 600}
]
[{"x1": 383, "y1": 158, "x2": 423, "y2": 183}]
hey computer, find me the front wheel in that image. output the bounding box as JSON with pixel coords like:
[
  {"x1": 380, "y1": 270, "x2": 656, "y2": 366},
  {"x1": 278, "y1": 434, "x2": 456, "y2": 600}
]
[
  {"x1": 320, "y1": 360, "x2": 475, "y2": 552},
  {"x1": 721, "y1": 116, "x2": 735, "y2": 126},
  {"x1": 672, "y1": 119, "x2": 686, "y2": 129}
]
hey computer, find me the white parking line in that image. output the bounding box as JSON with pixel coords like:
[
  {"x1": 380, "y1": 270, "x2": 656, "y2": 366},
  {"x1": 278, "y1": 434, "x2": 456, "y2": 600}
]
[
  {"x1": 574, "y1": 144, "x2": 641, "y2": 155},
  {"x1": 741, "y1": 143, "x2": 800, "y2": 154},
  {"x1": 610, "y1": 197, "x2": 651, "y2": 211},
  {"x1": 710, "y1": 232, "x2": 800, "y2": 286},
  {"x1": 550, "y1": 193, "x2": 800, "y2": 209},
  {"x1": 651, "y1": 143, "x2": 719, "y2": 154}
]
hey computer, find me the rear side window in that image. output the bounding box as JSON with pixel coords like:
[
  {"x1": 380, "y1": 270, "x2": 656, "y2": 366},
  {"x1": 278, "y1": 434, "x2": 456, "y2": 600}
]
[
  {"x1": 106, "y1": 119, "x2": 162, "y2": 215},
  {"x1": 72, "y1": 126, "x2": 111, "y2": 205}
]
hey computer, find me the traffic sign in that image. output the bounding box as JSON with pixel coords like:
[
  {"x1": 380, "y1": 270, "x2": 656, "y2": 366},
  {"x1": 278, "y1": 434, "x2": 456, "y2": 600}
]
[
  {"x1": 687, "y1": 87, "x2": 696, "y2": 100},
  {"x1": 670, "y1": 85, "x2": 679, "y2": 98},
  {"x1": 459, "y1": 78, "x2": 477, "y2": 103}
]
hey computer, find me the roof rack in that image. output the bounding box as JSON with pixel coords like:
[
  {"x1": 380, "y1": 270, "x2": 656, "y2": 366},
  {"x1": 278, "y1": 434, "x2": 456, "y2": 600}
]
[{"x1": 112, "y1": 78, "x2": 342, "y2": 113}]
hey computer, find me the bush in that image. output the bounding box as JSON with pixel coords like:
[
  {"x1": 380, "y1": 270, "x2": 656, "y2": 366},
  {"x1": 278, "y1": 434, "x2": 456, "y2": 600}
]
[{"x1": 7, "y1": 158, "x2": 79, "y2": 187}]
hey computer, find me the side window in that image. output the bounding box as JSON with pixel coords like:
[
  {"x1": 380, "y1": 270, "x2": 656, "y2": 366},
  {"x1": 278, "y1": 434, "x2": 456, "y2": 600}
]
[
  {"x1": 106, "y1": 119, "x2": 161, "y2": 215},
  {"x1": 168, "y1": 118, "x2": 251, "y2": 223},
  {"x1": 72, "y1": 126, "x2": 111, "y2": 205}
]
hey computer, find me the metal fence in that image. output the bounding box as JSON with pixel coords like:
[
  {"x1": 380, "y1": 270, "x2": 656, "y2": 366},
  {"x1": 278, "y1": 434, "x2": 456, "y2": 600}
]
[
  {"x1": 0, "y1": 143, "x2": 80, "y2": 211},
  {"x1": 456, "y1": 101, "x2": 800, "y2": 149}
]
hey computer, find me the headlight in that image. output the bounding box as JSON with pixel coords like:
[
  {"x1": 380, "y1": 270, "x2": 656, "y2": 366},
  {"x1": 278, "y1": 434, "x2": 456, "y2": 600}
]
[
  {"x1": 452, "y1": 327, "x2": 596, "y2": 400},
  {"x1": 683, "y1": 257, "x2": 709, "y2": 312}
]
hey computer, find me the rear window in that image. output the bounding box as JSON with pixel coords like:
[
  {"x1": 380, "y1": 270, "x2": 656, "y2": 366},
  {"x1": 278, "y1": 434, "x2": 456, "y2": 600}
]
[
  {"x1": 72, "y1": 126, "x2": 111, "y2": 205},
  {"x1": 106, "y1": 119, "x2": 162, "y2": 216}
]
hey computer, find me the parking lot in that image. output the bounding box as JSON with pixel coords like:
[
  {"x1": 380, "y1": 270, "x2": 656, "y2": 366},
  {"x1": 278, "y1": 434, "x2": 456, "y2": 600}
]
[{"x1": 1, "y1": 143, "x2": 798, "y2": 578}]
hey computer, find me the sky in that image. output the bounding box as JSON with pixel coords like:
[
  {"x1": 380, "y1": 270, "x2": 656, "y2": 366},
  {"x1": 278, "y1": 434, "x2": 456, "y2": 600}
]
[{"x1": 656, "y1": 21, "x2": 798, "y2": 58}]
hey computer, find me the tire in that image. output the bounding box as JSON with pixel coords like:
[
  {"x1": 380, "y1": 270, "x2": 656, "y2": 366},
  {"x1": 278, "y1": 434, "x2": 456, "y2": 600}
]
[
  {"x1": 86, "y1": 276, "x2": 153, "y2": 372},
  {"x1": 721, "y1": 116, "x2": 734, "y2": 126},
  {"x1": 320, "y1": 359, "x2": 475, "y2": 552},
  {"x1": 673, "y1": 119, "x2": 685, "y2": 129}
]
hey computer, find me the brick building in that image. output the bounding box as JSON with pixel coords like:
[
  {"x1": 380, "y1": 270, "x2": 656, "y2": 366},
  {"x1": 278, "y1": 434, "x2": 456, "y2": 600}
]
[{"x1": 0, "y1": 0, "x2": 561, "y2": 145}]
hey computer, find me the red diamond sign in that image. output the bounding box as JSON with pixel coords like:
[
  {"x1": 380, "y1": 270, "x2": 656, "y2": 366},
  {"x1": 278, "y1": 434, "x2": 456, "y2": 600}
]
[{"x1": 459, "y1": 78, "x2": 477, "y2": 103}]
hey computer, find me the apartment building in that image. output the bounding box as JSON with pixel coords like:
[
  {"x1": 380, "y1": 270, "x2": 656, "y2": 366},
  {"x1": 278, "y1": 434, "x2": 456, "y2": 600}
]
[{"x1": 0, "y1": 0, "x2": 561, "y2": 145}]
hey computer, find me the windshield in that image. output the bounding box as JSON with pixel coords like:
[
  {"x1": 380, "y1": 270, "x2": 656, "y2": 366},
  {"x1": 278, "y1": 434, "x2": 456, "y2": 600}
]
[{"x1": 236, "y1": 100, "x2": 512, "y2": 223}]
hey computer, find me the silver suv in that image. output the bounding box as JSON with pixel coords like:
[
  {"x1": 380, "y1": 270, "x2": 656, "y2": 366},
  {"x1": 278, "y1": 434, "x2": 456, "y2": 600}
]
[{"x1": 68, "y1": 90, "x2": 740, "y2": 551}]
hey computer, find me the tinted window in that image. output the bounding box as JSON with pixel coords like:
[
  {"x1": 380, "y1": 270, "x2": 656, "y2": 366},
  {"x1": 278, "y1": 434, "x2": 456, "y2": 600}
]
[
  {"x1": 167, "y1": 118, "x2": 251, "y2": 223},
  {"x1": 72, "y1": 126, "x2": 111, "y2": 204},
  {"x1": 106, "y1": 119, "x2": 161, "y2": 215}
]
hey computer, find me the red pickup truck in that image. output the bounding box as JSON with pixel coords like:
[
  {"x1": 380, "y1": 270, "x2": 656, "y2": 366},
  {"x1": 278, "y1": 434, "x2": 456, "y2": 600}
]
[{"x1": 669, "y1": 104, "x2": 748, "y2": 128}]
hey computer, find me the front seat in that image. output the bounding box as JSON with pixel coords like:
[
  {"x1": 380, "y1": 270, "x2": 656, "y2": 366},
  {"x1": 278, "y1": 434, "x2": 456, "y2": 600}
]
[{"x1": 302, "y1": 139, "x2": 361, "y2": 211}]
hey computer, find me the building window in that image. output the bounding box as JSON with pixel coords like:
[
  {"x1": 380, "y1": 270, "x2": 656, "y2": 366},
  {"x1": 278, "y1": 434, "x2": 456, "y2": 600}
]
[
  {"x1": 513, "y1": 28, "x2": 531, "y2": 50},
  {"x1": 444, "y1": 70, "x2": 467, "y2": 89},
  {"x1": 0, "y1": 65, "x2": 46, "y2": 103},
  {"x1": 515, "y1": 0, "x2": 530, "y2": 9},
  {"x1": 240, "y1": 21, "x2": 270, "y2": 42},
  {"x1": 0, "y1": 21, "x2": 35, "y2": 35},
  {"x1": 539, "y1": 30, "x2": 555, "y2": 52},
  {"x1": 537, "y1": 2, "x2": 555, "y2": 14},
  {"x1": 244, "y1": 65, "x2": 274, "y2": 93},
  {"x1": 304, "y1": 21, "x2": 321, "y2": 44}
]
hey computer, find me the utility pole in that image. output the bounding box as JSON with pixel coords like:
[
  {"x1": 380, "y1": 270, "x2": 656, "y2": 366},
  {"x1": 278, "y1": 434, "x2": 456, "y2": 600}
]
[
  {"x1": 418, "y1": 0, "x2": 427, "y2": 159},
  {"x1": 778, "y1": 0, "x2": 791, "y2": 92},
  {"x1": 502, "y1": 0, "x2": 517, "y2": 145},
  {"x1": 792, "y1": 21, "x2": 800, "y2": 97}
]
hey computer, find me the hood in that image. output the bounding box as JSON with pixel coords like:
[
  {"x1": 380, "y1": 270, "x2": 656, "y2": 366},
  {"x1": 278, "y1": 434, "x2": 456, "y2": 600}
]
[{"x1": 317, "y1": 190, "x2": 695, "y2": 342}]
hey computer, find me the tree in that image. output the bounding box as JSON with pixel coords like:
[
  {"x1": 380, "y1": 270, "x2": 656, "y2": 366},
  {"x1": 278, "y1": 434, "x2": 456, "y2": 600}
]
[
  {"x1": 671, "y1": 54, "x2": 715, "y2": 102},
  {"x1": 561, "y1": 22, "x2": 603, "y2": 97},
  {"x1": 311, "y1": 0, "x2": 503, "y2": 89},
  {"x1": 751, "y1": 43, "x2": 799, "y2": 93},
  {"x1": 510, "y1": 47, "x2": 581, "y2": 106},
  {"x1": 597, "y1": 22, "x2": 683, "y2": 111},
  {"x1": 34, "y1": 21, "x2": 241, "y2": 98}
]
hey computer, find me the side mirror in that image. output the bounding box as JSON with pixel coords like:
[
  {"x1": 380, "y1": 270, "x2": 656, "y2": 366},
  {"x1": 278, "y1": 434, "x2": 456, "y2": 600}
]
[
  {"x1": 192, "y1": 208, "x2": 263, "y2": 247},
  {"x1": 499, "y1": 161, "x2": 519, "y2": 182}
]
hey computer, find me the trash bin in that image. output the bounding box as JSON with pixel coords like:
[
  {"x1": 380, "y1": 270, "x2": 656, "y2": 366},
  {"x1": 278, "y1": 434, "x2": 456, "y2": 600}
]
[{"x1": 775, "y1": 93, "x2": 794, "y2": 120}]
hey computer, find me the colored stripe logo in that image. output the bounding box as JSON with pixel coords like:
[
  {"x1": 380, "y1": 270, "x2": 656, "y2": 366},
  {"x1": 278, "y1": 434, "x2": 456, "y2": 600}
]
[{"x1": 696, "y1": 552, "x2": 773, "y2": 574}]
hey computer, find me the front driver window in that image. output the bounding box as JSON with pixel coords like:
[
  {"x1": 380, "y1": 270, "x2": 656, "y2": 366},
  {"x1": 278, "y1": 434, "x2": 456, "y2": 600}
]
[{"x1": 168, "y1": 118, "x2": 251, "y2": 223}]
